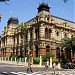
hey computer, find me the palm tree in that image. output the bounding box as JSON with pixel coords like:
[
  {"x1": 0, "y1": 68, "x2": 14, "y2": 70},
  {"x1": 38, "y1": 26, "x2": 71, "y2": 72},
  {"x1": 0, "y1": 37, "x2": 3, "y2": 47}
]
[
  {"x1": 61, "y1": 36, "x2": 75, "y2": 63},
  {"x1": 21, "y1": 22, "x2": 27, "y2": 57}
]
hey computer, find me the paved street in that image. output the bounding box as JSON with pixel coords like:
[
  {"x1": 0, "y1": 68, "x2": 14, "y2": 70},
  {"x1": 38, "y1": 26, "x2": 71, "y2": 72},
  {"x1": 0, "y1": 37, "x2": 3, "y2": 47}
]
[
  {"x1": 0, "y1": 63, "x2": 75, "y2": 75},
  {"x1": 0, "y1": 70, "x2": 75, "y2": 75}
]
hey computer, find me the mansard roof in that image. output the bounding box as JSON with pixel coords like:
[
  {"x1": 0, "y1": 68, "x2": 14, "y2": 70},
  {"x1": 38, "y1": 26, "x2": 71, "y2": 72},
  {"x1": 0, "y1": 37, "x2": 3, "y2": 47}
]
[{"x1": 7, "y1": 17, "x2": 19, "y2": 26}]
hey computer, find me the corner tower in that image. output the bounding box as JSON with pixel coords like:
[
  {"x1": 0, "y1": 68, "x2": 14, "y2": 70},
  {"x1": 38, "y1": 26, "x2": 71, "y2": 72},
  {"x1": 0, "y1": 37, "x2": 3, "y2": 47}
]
[
  {"x1": 7, "y1": 17, "x2": 19, "y2": 28},
  {"x1": 37, "y1": 2, "x2": 50, "y2": 13},
  {"x1": 36, "y1": 2, "x2": 51, "y2": 22}
]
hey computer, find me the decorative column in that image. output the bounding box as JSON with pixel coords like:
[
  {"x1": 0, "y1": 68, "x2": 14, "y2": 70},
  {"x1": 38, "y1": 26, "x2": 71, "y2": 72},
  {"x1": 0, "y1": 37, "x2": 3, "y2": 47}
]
[
  {"x1": 27, "y1": 30, "x2": 30, "y2": 42},
  {"x1": 7, "y1": 36, "x2": 10, "y2": 45},
  {"x1": 15, "y1": 35, "x2": 17, "y2": 55},
  {"x1": 39, "y1": 23, "x2": 45, "y2": 40},
  {"x1": 51, "y1": 29, "x2": 55, "y2": 39},
  {"x1": 1, "y1": 40, "x2": 3, "y2": 48},
  {"x1": 15, "y1": 35, "x2": 17, "y2": 46},
  {"x1": 25, "y1": 57, "x2": 27, "y2": 66},
  {"x1": 32, "y1": 27, "x2": 35, "y2": 41},
  {"x1": 19, "y1": 34, "x2": 21, "y2": 45},
  {"x1": 68, "y1": 33, "x2": 71, "y2": 38},
  {"x1": 17, "y1": 34, "x2": 20, "y2": 56},
  {"x1": 50, "y1": 57, "x2": 52, "y2": 68},
  {"x1": 61, "y1": 32, "x2": 64, "y2": 39},
  {"x1": 32, "y1": 44, "x2": 36, "y2": 57},
  {"x1": 40, "y1": 55, "x2": 42, "y2": 66},
  {"x1": 5, "y1": 38, "x2": 6, "y2": 47}
]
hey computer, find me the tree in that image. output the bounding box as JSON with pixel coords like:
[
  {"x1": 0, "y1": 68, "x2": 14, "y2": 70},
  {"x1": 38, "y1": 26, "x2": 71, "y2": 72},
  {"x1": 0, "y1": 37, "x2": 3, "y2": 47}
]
[
  {"x1": 42, "y1": 52, "x2": 54, "y2": 62},
  {"x1": 20, "y1": 22, "x2": 27, "y2": 57},
  {"x1": 61, "y1": 36, "x2": 75, "y2": 63},
  {"x1": 61, "y1": 36, "x2": 75, "y2": 50}
]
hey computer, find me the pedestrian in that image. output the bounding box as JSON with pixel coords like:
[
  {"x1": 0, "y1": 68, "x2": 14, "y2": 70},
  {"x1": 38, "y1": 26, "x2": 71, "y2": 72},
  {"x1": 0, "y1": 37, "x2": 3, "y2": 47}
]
[
  {"x1": 16, "y1": 57, "x2": 19, "y2": 65},
  {"x1": 27, "y1": 62, "x2": 33, "y2": 73},
  {"x1": 53, "y1": 62, "x2": 56, "y2": 74},
  {"x1": 57, "y1": 62, "x2": 61, "y2": 70},
  {"x1": 45, "y1": 60, "x2": 49, "y2": 71}
]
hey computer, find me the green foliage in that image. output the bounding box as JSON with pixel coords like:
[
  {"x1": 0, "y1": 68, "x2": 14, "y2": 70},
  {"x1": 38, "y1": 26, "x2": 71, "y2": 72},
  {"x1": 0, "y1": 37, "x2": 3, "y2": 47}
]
[
  {"x1": 33, "y1": 57, "x2": 40, "y2": 64},
  {"x1": 9, "y1": 54, "x2": 16, "y2": 61},
  {"x1": 42, "y1": 52, "x2": 54, "y2": 62},
  {"x1": 45, "y1": 52, "x2": 54, "y2": 58},
  {"x1": 53, "y1": 59, "x2": 59, "y2": 64},
  {"x1": 21, "y1": 22, "x2": 27, "y2": 28},
  {"x1": 61, "y1": 36, "x2": 75, "y2": 50}
]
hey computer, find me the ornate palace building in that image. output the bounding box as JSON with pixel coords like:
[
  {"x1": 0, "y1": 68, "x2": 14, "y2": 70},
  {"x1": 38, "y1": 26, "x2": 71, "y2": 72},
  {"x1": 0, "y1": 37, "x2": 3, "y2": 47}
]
[{"x1": 0, "y1": 3, "x2": 75, "y2": 62}]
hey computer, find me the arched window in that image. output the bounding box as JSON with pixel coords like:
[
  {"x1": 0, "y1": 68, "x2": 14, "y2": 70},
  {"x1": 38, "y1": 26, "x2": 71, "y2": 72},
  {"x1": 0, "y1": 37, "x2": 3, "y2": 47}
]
[
  {"x1": 35, "y1": 28, "x2": 39, "y2": 40},
  {"x1": 45, "y1": 28, "x2": 51, "y2": 39},
  {"x1": 35, "y1": 46, "x2": 38, "y2": 57},
  {"x1": 46, "y1": 45, "x2": 50, "y2": 52},
  {"x1": 45, "y1": 28, "x2": 48, "y2": 39},
  {"x1": 49, "y1": 29, "x2": 52, "y2": 39},
  {"x1": 56, "y1": 47, "x2": 60, "y2": 58}
]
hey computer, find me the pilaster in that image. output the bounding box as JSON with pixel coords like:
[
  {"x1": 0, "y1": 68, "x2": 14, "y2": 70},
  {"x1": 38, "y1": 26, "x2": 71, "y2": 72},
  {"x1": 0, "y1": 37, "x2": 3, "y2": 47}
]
[
  {"x1": 27, "y1": 30, "x2": 30, "y2": 41},
  {"x1": 51, "y1": 29, "x2": 55, "y2": 39},
  {"x1": 32, "y1": 27, "x2": 35, "y2": 41},
  {"x1": 39, "y1": 23, "x2": 45, "y2": 40},
  {"x1": 61, "y1": 32, "x2": 64, "y2": 39}
]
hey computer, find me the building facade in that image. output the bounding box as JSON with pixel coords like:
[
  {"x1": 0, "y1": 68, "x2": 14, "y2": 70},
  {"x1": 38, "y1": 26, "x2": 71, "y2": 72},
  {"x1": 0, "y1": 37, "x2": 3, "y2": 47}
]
[{"x1": 0, "y1": 3, "x2": 75, "y2": 63}]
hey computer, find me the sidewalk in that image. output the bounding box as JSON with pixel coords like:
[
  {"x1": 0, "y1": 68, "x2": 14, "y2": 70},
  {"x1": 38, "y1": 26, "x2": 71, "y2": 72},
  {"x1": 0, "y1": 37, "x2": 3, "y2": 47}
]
[{"x1": 0, "y1": 60, "x2": 45, "y2": 67}]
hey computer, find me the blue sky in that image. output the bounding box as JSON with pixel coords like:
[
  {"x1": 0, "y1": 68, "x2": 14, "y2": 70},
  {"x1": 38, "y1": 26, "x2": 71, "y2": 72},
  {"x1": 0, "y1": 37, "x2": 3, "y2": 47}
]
[{"x1": 0, "y1": 0, "x2": 75, "y2": 35}]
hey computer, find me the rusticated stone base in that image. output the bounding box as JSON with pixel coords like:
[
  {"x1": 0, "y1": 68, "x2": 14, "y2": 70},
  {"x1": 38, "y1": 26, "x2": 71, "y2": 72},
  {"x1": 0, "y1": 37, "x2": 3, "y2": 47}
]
[
  {"x1": 4, "y1": 52, "x2": 12, "y2": 57},
  {"x1": 39, "y1": 48, "x2": 46, "y2": 56},
  {"x1": 51, "y1": 49, "x2": 56, "y2": 59}
]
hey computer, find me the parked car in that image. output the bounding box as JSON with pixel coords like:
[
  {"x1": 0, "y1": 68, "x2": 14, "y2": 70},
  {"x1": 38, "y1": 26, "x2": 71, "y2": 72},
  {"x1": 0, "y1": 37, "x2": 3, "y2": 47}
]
[
  {"x1": 62, "y1": 63, "x2": 73, "y2": 69},
  {"x1": 71, "y1": 64, "x2": 75, "y2": 69}
]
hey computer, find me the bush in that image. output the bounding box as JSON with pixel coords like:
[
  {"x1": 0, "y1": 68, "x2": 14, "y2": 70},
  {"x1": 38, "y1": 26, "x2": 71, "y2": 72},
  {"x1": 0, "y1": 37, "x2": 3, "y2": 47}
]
[
  {"x1": 53, "y1": 59, "x2": 59, "y2": 64},
  {"x1": 42, "y1": 52, "x2": 54, "y2": 62},
  {"x1": 9, "y1": 54, "x2": 16, "y2": 61},
  {"x1": 33, "y1": 57, "x2": 40, "y2": 64},
  {"x1": 42, "y1": 55, "x2": 46, "y2": 62}
]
